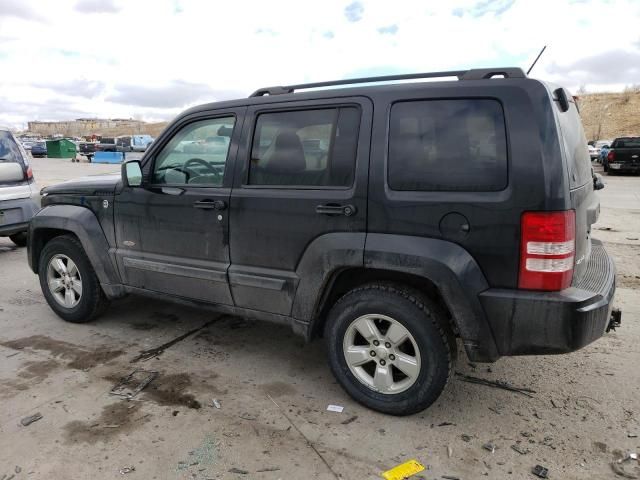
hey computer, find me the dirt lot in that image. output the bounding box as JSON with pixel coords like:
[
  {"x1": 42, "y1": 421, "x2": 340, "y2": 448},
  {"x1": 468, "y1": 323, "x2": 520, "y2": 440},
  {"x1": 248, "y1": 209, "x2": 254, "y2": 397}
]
[{"x1": 0, "y1": 158, "x2": 638, "y2": 479}]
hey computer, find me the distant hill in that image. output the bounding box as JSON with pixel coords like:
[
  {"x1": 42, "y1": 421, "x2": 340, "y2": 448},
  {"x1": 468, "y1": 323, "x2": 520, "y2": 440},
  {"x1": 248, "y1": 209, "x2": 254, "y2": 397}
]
[{"x1": 577, "y1": 89, "x2": 640, "y2": 142}]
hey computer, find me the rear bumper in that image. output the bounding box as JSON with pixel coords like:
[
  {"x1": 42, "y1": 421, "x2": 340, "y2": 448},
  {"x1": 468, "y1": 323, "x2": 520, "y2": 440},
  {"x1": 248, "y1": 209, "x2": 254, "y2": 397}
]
[
  {"x1": 609, "y1": 163, "x2": 640, "y2": 172},
  {"x1": 0, "y1": 197, "x2": 40, "y2": 236},
  {"x1": 480, "y1": 240, "x2": 616, "y2": 356}
]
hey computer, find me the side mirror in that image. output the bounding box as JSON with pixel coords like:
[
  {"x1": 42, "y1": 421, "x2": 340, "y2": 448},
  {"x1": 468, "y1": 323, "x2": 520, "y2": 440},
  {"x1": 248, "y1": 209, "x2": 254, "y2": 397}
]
[
  {"x1": 593, "y1": 173, "x2": 605, "y2": 191},
  {"x1": 122, "y1": 160, "x2": 143, "y2": 187}
]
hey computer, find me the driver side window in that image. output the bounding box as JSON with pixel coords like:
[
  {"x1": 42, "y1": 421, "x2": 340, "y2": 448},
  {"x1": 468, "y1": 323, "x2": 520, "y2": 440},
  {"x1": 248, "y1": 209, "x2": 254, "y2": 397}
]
[{"x1": 152, "y1": 116, "x2": 235, "y2": 186}]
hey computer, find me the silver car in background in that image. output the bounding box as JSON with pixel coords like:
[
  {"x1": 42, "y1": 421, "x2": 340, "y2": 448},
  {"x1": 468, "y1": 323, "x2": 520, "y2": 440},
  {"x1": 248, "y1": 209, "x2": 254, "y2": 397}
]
[{"x1": 0, "y1": 128, "x2": 40, "y2": 246}]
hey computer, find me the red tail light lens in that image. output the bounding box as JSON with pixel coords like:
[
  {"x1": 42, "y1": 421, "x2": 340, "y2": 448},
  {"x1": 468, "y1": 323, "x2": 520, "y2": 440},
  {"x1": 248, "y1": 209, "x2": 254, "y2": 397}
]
[
  {"x1": 25, "y1": 166, "x2": 33, "y2": 180},
  {"x1": 518, "y1": 210, "x2": 575, "y2": 291},
  {"x1": 607, "y1": 151, "x2": 615, "y2": 163}
]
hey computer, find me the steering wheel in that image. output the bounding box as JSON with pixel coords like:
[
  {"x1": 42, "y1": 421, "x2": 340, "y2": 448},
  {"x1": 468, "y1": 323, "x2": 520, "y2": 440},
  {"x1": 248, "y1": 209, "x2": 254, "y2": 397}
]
[{"x1": 184, "y1": 158, "x2": 217, "y2": 175}]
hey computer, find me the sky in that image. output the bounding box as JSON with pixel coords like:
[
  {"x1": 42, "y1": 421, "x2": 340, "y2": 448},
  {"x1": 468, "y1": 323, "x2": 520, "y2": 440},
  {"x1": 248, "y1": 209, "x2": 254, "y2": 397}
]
[{"x1": 0, "y1": 0, "x2": 639, "y2": 129}]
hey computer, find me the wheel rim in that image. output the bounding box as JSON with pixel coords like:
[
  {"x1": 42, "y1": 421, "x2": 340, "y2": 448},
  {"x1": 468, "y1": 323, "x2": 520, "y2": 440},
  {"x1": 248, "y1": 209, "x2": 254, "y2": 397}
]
[
  {"x1": 342, "y1": 314, "x2": 421, "y2": 394},
  {"x1": 46, "y1": 254, "x2": 82, "y2": 308}
]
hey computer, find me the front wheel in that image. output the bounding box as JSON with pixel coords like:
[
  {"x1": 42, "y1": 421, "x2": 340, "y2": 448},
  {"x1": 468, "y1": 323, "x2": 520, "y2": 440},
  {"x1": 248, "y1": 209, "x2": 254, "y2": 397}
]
[
  {"x1": 38, "y1": 235, "x2": 109, "y2": 323},
  {"x1": 325, "y1": 283, "x2": 456, "y2": 416}
]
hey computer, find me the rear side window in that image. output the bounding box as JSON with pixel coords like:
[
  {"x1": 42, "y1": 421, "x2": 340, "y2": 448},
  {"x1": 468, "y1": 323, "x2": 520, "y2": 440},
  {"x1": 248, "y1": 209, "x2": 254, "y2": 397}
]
[
  {"x1": 556, "y1": 99, "x2": 592, "y2": 188},
  {"x1": 388, "y1": 99, "x2": 507, "y2": 192},
  {"x1": 248, "y1": 107, "x2": 360, "y2": 187},
  {"x1": 0, "y1": 131, "x2": 24, "y2": 165}
]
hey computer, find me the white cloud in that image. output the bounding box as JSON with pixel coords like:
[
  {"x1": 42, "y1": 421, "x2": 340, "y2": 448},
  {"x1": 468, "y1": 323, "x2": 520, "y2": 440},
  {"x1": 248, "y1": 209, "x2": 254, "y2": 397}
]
[
  {"x1": 74, "y1": 0, "x2": 121, "y2": 14},
  {"x1": 0, "y1": 0, "x2": 639, "y2": 129}
]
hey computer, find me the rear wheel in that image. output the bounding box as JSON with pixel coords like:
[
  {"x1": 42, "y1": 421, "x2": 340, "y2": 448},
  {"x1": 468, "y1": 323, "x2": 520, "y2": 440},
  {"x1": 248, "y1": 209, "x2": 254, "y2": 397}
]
[
  {"x1": 325, "y1": 283, "x2": 456, "y2": 416},
  {"x1": 9, "y1": 232, "x2": 27, "y2": 247},
  {"x1": 38, "y1": 235, "x2": 108, "y2": 323}
]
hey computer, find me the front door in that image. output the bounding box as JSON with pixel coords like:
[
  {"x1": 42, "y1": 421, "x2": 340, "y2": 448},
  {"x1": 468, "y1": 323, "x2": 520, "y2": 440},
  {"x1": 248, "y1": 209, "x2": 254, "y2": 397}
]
[
  {"x1": 114, "y1": 109, "x2": 244, "y2": 304},
  {"x1": 229, "y1": 98, "x2": 372, "y2": 316}
]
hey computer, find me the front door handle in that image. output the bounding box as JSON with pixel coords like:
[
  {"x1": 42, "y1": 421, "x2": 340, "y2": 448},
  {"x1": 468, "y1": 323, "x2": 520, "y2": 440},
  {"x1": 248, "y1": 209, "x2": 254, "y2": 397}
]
[
  {"x1": 315, "y1": 204, "x2": 357, "y2": 217},
  {"x1": 193, "y1": 199, "x2": 227, "y2": 210}
]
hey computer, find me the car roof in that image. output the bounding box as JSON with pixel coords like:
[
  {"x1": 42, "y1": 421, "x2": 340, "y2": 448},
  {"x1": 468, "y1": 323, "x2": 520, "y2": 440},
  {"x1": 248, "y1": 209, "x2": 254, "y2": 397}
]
[{"x1": 180, "y1": 67, "x2": 537, "y2": 117}]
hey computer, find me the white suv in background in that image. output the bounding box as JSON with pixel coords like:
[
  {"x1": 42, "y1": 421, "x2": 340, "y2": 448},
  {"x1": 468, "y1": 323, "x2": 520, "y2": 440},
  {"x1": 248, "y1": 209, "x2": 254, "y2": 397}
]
[{"x1": 0, "y1": 128, "x2": 40, "y2": 246}]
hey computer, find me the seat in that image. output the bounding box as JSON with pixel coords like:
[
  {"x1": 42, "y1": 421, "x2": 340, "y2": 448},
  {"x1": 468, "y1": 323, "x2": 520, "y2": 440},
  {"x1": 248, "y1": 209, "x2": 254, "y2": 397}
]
[
  {"x1": 251, "y1": 131, "x2": 312, "y2": 185},
  {"x1": 265, "y1": 131, "x2": 306, "y2": 173}
]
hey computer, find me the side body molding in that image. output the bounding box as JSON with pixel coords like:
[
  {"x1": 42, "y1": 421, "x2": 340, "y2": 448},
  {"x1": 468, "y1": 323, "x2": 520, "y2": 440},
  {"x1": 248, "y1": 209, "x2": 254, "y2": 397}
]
[
  {"x1": 28, "y1": 205, "x2": 124, "y2": 297},
  {"x1": 364, "y1": 233, "x2": 500, "y2": 362}
]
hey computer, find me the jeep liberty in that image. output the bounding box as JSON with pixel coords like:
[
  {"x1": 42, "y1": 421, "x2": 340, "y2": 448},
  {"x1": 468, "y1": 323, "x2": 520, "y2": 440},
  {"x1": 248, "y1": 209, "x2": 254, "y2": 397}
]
[{"x1": 28, "y1": 68, "x2": 620, "y2": 415}]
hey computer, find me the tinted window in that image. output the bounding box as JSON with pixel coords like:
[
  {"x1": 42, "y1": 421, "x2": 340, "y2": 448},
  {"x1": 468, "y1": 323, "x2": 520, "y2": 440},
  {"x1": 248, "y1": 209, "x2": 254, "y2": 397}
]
[
  {"x1": 556, "y1": 101, "x2": 592, "y2": 188},
  {"x1": 152, "y1": 116, "x2": 235, "y2": 186},
  {"x1": 388, "y1": 99, "x2": 507, "y2": 192},
  {"x1": 248, "y1": 107, "x2": 359, "y2": 187},
  {"x1": 0, "y1": 131, "x2": 24, "y2": 165},
  {"x1": 612, "y1": 137, "x2": 640, "y2": 148}
]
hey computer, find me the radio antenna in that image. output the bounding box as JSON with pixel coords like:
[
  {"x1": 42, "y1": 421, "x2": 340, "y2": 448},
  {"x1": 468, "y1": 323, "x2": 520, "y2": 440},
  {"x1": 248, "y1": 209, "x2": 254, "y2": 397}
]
[{"x1": 527, "y1": 45, "x2": 547, "y2": 75}]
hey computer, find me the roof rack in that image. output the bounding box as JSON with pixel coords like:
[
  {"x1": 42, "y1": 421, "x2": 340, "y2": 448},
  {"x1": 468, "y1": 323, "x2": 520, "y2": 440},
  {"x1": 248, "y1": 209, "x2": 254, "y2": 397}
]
[{"x1": 250, "y1": 67, "x2": 526, "y2": 97}]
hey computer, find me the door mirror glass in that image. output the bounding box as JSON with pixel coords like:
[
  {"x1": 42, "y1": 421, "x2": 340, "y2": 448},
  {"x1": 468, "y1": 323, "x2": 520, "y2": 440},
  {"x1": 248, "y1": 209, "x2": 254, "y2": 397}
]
[{"x1": 123, "y1": 160, "x2": 143, "y2": 187}]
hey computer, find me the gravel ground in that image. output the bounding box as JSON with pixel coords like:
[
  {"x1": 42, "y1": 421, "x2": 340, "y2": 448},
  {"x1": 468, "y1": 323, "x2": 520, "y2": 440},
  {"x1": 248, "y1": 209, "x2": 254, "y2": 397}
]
[{"x1": 0, "y1": 158, "x2": 638, "y2": 479}]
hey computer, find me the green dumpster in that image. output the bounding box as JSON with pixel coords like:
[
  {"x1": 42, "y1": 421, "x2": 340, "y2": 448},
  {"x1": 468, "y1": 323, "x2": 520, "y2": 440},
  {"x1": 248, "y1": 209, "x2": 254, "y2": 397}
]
[{"x1": 45, "y1": 139, "x2": 77, "y2": 158}]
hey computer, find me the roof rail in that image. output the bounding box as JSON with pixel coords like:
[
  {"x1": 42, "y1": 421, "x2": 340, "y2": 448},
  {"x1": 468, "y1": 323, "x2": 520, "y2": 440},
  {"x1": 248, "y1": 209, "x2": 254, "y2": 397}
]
[{"x1": 250, "y1": 67, "x2": 526, "y2": 97}]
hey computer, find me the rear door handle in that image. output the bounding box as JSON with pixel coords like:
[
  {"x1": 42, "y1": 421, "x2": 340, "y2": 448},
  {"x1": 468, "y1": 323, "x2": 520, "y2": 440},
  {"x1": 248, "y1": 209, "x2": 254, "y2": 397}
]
[
  {"x1": 193, "y1": 199, "x2": 227, "y2": 210},
  {"x1": 315, "y1": 204, "x2": 357, "y2": 217}
]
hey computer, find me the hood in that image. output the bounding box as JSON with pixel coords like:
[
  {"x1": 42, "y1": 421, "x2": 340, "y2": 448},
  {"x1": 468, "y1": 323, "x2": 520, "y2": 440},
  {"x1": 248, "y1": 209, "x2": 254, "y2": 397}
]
[{"x1": 42, "y1": 172, "x2": 121, "y2": 196}]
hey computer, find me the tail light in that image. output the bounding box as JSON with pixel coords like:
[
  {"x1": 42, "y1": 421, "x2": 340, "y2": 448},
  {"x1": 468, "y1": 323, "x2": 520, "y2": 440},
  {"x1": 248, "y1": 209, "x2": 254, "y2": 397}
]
[
  {"x1": 608, "y1": 151, "x2": 615, "y2": 163},
  {"x1": 518, "y1": 210, "x2": 575, "y2": 291},
  {"x1": 25, "y1": 166, "x2": 33, "y2": 180}
]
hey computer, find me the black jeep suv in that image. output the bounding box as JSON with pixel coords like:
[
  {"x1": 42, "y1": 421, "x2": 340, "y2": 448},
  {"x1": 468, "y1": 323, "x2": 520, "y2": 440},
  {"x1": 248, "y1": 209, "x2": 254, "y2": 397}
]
[{"x1": 28, "y1": 68, "x2": 618, "y2": 415}]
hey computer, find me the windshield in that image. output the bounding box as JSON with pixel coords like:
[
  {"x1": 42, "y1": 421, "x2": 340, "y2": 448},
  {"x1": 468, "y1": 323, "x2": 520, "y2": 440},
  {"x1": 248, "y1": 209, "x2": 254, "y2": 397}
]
[
  {"x1": 612, "y1": 137, "x2": 640, "y2": 148},
  {"x1": 0, "y1": 131, "x2": 24, "y2": 164}
]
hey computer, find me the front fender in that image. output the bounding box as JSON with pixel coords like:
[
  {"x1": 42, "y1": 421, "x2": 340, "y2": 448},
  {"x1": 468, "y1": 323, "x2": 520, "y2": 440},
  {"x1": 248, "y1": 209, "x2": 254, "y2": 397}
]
[
  {"x1": 28, "y1": 205, "x2": 122, "y2": 289},
  {"x1": 364, "y1": 233, "x2": 500, "y2": 362}
]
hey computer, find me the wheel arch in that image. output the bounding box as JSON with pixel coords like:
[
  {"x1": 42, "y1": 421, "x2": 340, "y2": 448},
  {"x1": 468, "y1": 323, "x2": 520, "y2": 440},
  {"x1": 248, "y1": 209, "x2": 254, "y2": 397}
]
[
  {"x1": 306, "y1": 233, "x2": 501, "y2": 362},
  {"x1": 29, "y1": 205, "x2": 122, "y2": 296}
]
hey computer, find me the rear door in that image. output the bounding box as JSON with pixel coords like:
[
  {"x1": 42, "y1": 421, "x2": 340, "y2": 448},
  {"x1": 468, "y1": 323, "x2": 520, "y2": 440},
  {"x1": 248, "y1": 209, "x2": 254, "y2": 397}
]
[
  {"x1": 555, "y1": 92, "x2": 598, "y2": 282},
  {"x1": 229, "y1": 97, "x2": 372, "y2": 315}
]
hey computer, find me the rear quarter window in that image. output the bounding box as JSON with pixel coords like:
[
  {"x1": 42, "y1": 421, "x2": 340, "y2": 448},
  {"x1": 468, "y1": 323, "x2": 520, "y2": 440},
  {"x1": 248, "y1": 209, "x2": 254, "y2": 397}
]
[
  {"x1": 0, "y1": 131, "x2": 25, "y2": 165},
  {"x1": 388, "y1": 99, "x2": 508, "y2": 192},
  {"x1": 555, "y1": 99, "x2": 592, "y2": 188}
]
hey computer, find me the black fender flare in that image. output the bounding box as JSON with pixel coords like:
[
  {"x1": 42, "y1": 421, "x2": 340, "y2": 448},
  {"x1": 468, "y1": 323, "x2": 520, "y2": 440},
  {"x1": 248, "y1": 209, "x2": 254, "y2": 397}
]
[
  {"x1": 28, "y1": 205, "x2": 122, "y2": 291},
  {"x1": 363, "y1": 233, "x2": 499, "y2": 362},
  {"x1": 292, "y1": 232, "x2": 366, "y2": 320}
]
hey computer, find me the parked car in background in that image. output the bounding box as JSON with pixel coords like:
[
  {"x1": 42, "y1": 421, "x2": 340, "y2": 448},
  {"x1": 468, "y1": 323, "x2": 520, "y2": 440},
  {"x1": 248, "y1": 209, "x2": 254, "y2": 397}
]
[
  {"x1": 28, "y1": 67, "x2": 619, "y2": 415},
  {"x1": 30, "y1": 141, "x2": 47, "y2": 158},
  {"x1": 606, "y1": 137, "x2": 640, "y2": 175},
  {"x1": 95, "y1": 137, "x2": 117, "y2": 152},
  {"x1": 79, "y1": 142, "x2": 97, "y2": 162},
  {"x1": 594, "y1": 140, "x2": 612, "y2": 163},
  {"x1": 588, "y1": 144, "x2": 599, "y2": 160},
  {"x1": 116, "y1": 135, "x2": 154, "y2": 153},
  {"x1": 0, "y1": 128, "x2": 40, "y2": 246}
]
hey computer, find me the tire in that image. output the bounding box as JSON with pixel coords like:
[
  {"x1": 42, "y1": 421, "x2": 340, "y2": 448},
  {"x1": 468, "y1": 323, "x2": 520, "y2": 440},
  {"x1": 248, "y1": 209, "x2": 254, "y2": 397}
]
[
  {"x1": 325, "y1": 283, "x2": 456, "y2": 416},
  {"x1": 9, "y1": 232, "x2": 28, "y2": 247},
  {"x1": 38, "y1": 235, "x2": 109, "y2": 323}
]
